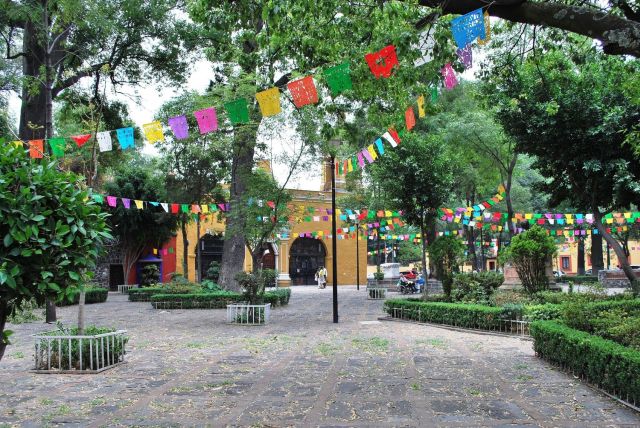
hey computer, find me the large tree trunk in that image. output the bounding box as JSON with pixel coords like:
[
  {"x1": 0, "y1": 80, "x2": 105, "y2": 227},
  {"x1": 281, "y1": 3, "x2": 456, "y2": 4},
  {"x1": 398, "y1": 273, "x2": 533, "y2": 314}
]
[
  {"x1": 591, "y1": 233, "x2": 604, "y2": 274},
  {"x1": 505, "y1": 156, "x2": 517, "y2": 236},
  {"x1": 594, "y1": 211, "x2": 639, "y2": 294},
  {"x1": 19, "y1": 19, "x2": 47, "y2": 140},
  {"x1": 577, "y1": 236, "x2": 585, "y2": 275},
  {"x1": 219, "y1": 127, "x2": 257, "y2": 291},
  {"x1": 465, "y1": 226, "x2": 478, "y2": 271},
  {"x1": 0, "y1": 300, "x2": 8, "y2": 362}
]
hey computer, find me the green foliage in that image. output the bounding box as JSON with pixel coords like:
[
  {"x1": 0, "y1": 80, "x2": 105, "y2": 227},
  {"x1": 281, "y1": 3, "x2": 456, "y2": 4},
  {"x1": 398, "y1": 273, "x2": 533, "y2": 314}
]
[
  {"x1": 500, "y1": 303, "x2": 525, "y2": 321},
  {"x1": 35, "y1": 324, "x2": 128, "y2": 371},
  {"x1": 451, "y1": 272, "x2": 504, "y2": 304},
  {"x1": 571, "y1": 275, "x2": 599, "y2": 284},
  {"x1": 149, "y1": 289, "x2": 290, "y2": 309},
  {"x1": 590, "y1": 310, "x2": 640, "y2": 350},
  {"x1": 530, "y1": 321, "x2": 640, "y2": 404},
  {"x1": 429, "y1": 236, "x2": 465, "y2": 296},
  {"x1": 373, "y1": 269, "x2": 385, "y2": 281},
  {"x1": 562, "y1": 299, "x2": 640, "y2": 333},
  {"x1": 140, "y1": 265, "x2": 160, "y2": 287},
  {"x1": 0, "y1": 143, "x2": 111, "y2": 360},
  {"x1": 501, "y1": 226, "x2": 556, "y2": 294},
  {"x1": 234, "y1": 271, "x2": 264, "y2": 305},
  {"x1": 7, "y1": 300, "x2": 42, "y2": 324},
  {"x1": 492, "y1": 290, "x2": 533, "y2": 307},
  {"x1": 58, "y1": 287, "x2": 108, "y2": 306},
  {"x1": 201, "y1": 280, "x2": 222, "y2": 292},
  {"x1": 523, "y1": 304, "x2": 563, "y2": 321},
  {"x1": 205, "y1": 261, "x2": 221, "y2": 282},
  {"x1": 384, "y1": 299, "x2": 503, "y2": 329}
]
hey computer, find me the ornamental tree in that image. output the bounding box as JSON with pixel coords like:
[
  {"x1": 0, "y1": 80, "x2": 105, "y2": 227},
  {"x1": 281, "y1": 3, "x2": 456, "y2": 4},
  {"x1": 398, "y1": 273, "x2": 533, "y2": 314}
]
[
  {"x1": 501, "y1": 226, "x2": 556, "y2": 294},
  {"x1": 429, "y1": 235, "x2": 465, "y2": 297},
  {"x1": 0, "y1": 144, "x2": 111, "y2": 362}
]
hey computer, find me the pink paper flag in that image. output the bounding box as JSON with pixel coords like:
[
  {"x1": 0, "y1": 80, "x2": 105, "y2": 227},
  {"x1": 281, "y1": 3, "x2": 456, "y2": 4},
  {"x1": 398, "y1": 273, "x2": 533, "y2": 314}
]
[
  {"x1": 107, "y1": 196, "x2": 117, "y2": 207},
  {"x1": 362, "y1": 148, "x2": 374, "y2": 163},
  {"x1": 357, "y1": 151, "x2": 365, "y2": 168},
  {"x1": 441, "y1": 63, "x2": 458, "y2": 90},
  {"x1": 168, "y1": 115, "x2": 189, "y2": 140},
  {"x1": 194, "y1": 107, "x2": 218, "y2": 134}
]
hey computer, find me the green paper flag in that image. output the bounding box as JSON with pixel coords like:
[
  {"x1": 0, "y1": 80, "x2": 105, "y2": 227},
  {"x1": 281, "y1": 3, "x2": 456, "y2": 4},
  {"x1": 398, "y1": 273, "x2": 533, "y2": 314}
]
[
  {"x1": 225, "y1": 98, "x2": 250, "y2": 125},
  {"x1": 352, "y1": 155, "x2": 358, "y2": 170},
  {"x1": 430, "y1": 86, "x2": 438, "y2": 103},
  {"x1": 49, "y1": 138, "x2": 66, "y2": 157},
  {"x1": 324, "y1": 62, "x2": 352, "y2": 96},
  {"x1": 181, "y1": 204, "x2": 189, "y2": 213},
  {"x1": 92, "y1": 194, "x2": 104, "y2": 204}
]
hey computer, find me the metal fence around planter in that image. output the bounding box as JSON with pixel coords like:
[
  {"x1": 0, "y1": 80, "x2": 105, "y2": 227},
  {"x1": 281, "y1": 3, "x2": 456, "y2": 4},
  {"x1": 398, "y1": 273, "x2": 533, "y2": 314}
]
[
  {"x1": 226, "y1": 304, "x2": 271, "y2": 325},
  {"x1": 388, "y1": 307, "x2": 531, "y2": 337},
  {"x1": 367, "y1": 287, "x2": 387, "y2": 300},
  {"x1": 117, "y1": 284, "x2": 138, "y2": 294},
  {"x1": 33, "y1": 330, "x2": 128, "y2": 373}
]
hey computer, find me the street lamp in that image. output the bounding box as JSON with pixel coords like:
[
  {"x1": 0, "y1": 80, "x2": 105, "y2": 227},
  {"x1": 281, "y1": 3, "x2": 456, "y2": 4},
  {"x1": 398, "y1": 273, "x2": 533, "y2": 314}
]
[
  {"x1": 328, "y1": 139, "x2": 340, "y2": 323},
  {"x1": 355, "y1": 219, "x2": 361, "y2": 291}
]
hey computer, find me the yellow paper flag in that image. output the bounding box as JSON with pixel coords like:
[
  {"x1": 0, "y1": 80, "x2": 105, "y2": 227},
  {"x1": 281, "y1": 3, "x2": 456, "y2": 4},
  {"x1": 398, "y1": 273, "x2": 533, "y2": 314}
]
[
  {"x1": 143, "y1": 121, "x2": 164, "y2": 143},
  {"x1": 134, "y1": 200, "x2": 143, "y2": 209},
  {"x1": 477, "y1": 11, "x2": 491, "y2": 45},
  {"x1": 256, "y1": 87, "x2": 281, "y2": 117},
  {"x1": 11, "y1": 140, "x2": 23, "y2": 148},
  {"x1": 201, "y1": 204, "x2": 209, "y2": 213},
  {"x1": 417, "y1": 95, "x2": 426, "y2": 118},
  {"x1": 367, "y1": 144, "x2": 378, "y2": 160},
  {"x1": 347, "y1": 158, "x2": 354, "y2": 172},
  {"x1": 497, "y1": 183, "x2": 506, "y2": 194}
]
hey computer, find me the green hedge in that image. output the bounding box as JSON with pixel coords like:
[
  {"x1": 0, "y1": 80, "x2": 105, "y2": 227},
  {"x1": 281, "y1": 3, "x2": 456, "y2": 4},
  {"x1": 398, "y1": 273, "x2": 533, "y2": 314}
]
[
  {"x1": 149, "y1": 289, "x2": 292, "y2": 309},
  {"x1": 383, "y1": 299, "x2": 503, "y2": 329},
  {"x1": 523, "y1": 304, "x2": 563, "y2": 321},
  {"x1": 128, "y1": 287, "x2": 166, "y2": 302},
  {"x1": 570, "y1": 275, "x2": 599, "y2": 284},
  {"x1": 58, "y1": 288, "x2": 108, "y2": 306},
  {"x1": 530, "y1": 320, "x2": 640, "y2": 403}
]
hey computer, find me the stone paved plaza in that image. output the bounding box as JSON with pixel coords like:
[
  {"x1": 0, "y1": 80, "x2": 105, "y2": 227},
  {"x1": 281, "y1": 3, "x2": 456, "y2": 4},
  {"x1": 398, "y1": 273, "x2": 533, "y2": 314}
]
[{"x1": 1, "y1": 286, "x2": 639, "y2": 427}]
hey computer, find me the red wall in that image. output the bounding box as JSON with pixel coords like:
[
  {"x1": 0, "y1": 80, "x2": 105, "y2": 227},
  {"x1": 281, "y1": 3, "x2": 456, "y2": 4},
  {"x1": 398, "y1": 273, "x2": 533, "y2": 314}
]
[{"x1": 126, "y1": 236, "x2": 178, "y2": 284}]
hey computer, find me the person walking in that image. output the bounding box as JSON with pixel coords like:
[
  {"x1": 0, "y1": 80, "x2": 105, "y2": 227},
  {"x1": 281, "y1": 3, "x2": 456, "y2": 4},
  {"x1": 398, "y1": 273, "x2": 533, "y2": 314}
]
[{"x1": 316, "y1": 266, "x2": 328, "y2": 289}]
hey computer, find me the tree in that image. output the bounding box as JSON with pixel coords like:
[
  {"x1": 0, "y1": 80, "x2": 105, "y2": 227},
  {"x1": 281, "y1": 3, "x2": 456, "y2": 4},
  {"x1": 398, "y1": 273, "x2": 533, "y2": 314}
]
[
  {"x1": 102, "y1": 160, "x2": 178, "y2": 285},
  {"x1": 156, "y1": 91, "x2": 230, "y2": 281},
  {"x1": 0, "y1": 144, "x2": 110, "y2": 362},
  {"x1": 371, "y1": 128, "x2": 457, "y2": 281},
  {"x1": 1, "y1": 0, "x2": 196, "y2": 141},
  {"x1": 429, "y1": 235, "x2": 465, "y2": 296},
  {"x1": 415, "y1": 0, "x2": 640, "y2": 57},
  {"x1": 488, "y1": 50, "x2": 640, "y2": 292},
  {"x1": 501, "y1": 226, "x2": 556, "y2": 293}
]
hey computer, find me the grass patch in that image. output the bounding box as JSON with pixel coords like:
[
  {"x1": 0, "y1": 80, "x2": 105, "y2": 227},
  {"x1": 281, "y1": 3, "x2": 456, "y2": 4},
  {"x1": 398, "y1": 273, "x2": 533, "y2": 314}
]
[
  {"x1": 465, "y1": 387, "x2": 482, "y2": 396},
  {"x1": 351, "y1": 337, "x2": 389, "y2": 353},
  {"x1": 315, "y1": 342, "x2": 341, "y2": 357},
  {"x1": 185, "y1": 342, "x2": 206, "y2": 349},
  {"x1": 516, "y1": 374, "x2": 534, "y2": 382},
  {"x1": 89, "y1": 397, "x2": 107, "y2": 407},
  {"x1": 514, "y1": 363, "x2": 529, "y2": 370},
  {"x1": 40, "y1": 398, "x2": 53, "y2": 406},
  {"x1": 9, "y1": 351, "x2": 24, "y2": 359},
  {"x1": 410, "y1": 382, "x2": 420, "y2": 391}
]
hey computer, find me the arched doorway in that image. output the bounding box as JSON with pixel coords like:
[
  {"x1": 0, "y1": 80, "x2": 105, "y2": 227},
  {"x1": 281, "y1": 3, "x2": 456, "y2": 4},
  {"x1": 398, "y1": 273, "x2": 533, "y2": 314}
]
[
  {"x1": 289, "y1": 238, "x2": 327, "y2": 285},
  {"x1": 256, "y1": 243, "x2": 276, "y2": 270},
  {"x1": 196, "y1": 233, "x2": 224, "y2": 281}
]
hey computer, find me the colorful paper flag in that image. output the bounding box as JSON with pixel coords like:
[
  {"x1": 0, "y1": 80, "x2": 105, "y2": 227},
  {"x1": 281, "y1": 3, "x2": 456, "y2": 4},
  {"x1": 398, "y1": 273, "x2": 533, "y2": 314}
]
[
  {"x1": 134, "y1": 200, "x2": 143, "y2": 209},
  {"x1": 456, "y1": 45, "x2": 473, "y2": 69},
  {"x1": 11, "y1": 140, "x2": 23, "y2": 148},
  {"x1": 107, "y1": 196, "x2": 117, "y2": 207},
  {"x1": 143, "y1": 121, "x2": 164, "y2": 143},
  {"x1": 357, "y1": 151, "x2": 365, "y2": 168},
  {"x1": 256, "y1": 87, "x2": 281, "y2": 117},
  {"x1": 441, "y1": 63, "x2": 458, "y2": 90},
  {"x1": 375, "y1": 138, "x2": 385, "y2": 155},
  {"x1": 96, "y1": 131, "x2": 112, "y2": 152},
  {"x1": 71, "y1": 134, "x2": 91, "y2": 147},
  {"x1": 431, "y1": 86, "x2": 438, "y2": 103},
  {"x1": 225, "y1": 98, "x2": 250, "y2": 125},
  {"x1": 362, "y1": 148, "x2": 374, "y2": 164},
  {"x1": 287, "y1": 76, "x2": 318, "y2": 108},
  {"x1": 48, "y1": 138, "x2": 66, "y2": 157},
  {"x1": 29, "y1": 140, "x2": 44, "y2": 158},
  {"x1": 450, "y1": 8, "x2": 485, "y2": 49},
  {"x1": 367, "y1": 144, "x2": 378, "y2": 160},
  {"x1": 194, "y1": 107, "x2": 218, "y2": 134},
  {"x1": 477, "y1": 11, "x2": 491, "y2": 45},
  {"x1": 324, "y1": 62, "x2": 352, "y2": 96},
  {"x1": 122, "y1": 198, "x2": 131, "y2": 209},
  {"x1": 168, "y1": 115, "x2": 189, "y2": 140},
  {"x1": 405, "y1": 106, "x2": 416, "y2": 131},
  {"x1": 347, "y1": 158, "x2": 353, "y2": 172},
  {"x1": 364, "y1": 45, "x2": 399, "y2": 79},
  {"x1": 417, "y1": 95, "x2": 426, "y2": 118},
  {"x1": 116, "y1": 127, "x2": 135, "y2": 149}
]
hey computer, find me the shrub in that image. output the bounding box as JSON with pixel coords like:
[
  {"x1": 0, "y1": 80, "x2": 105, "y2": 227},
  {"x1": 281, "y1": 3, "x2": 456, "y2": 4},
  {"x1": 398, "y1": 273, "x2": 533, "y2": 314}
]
[
  {"x1": 149, "y1": 289, "x2": 291, "y2": 309},
  {"x1": 571, "y1": 275, "x2": 599, "y2": 284},
  {"x1": 500, "y1": 303, "x2": 525, "y2": 320},
  {"x1": 501, "y1": 226, "x2": 556, "y2": 294},
  {"x1": 58, "y1": 288, "x2": 108, "y2": 306},
  {"x1": 128, "y1": 287, "x2": 166, "y2": 302},
  {"x1": 8, "y1": 300, "x2": 43, "y2": 324},
  {"x1": 492, "y1": 290, "x2": 533, "y2": 306},
  {"x1": 530, "y1": 320, "x2": 640, "y2": 404},
  {"x1": 562, "y1": 299, "x2": 640, "y2": 332},
  {"x1": 373, "y1": 269, "x2": 385, "y2": 280},
  {"x1": 263, "y1": 289, "x2": 291, "y2": 306},
  {"x1": 523, "y1": 304, "x2": 563, "y2": 321},
  {"x1": 201, "y1": 280, "x2": 222, "y2": 292},
  {"x1": 205, "y1": 261, "x2": 221, "y2": 282},
  {"x1": 260, "y1": 269, "x2": 278, "y2": 288},
  {"x1": 451, "y1": 272, "x2": 504, "y2": 304},
  {"x1": 235, "y1": 271, "x2": 264, "y2": 304},
  {"x1": 422, "y1": 294, "x2": 450, "y2": 303},
  {"x1": 140, "y1": 264, "x2": 160, "y2": 287},
  {"x1": 383, "y1": 299, "x2": 503, "y2": 329},
  {"x1": 429, "y1": 236, "x2": 465, "y2": 297}
]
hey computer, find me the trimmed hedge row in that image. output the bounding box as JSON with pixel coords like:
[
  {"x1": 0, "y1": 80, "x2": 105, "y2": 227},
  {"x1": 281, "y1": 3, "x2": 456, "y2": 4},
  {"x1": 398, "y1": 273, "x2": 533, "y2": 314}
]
[
  {"x1": 384, "y1": 299, "x2": 503, "y2": 329},
  {"x1": 58, "y1": 288, "x2": 108, "y2": 306},
  {"x1": 149, "y1": 289, "x2": 292, "y2": 309},
  {"x1": 128, "y1": 287, "x2": 166, "y2": 302},
  {"x1": 530, "y1": 320, "x2": 640, "y2": 404}
]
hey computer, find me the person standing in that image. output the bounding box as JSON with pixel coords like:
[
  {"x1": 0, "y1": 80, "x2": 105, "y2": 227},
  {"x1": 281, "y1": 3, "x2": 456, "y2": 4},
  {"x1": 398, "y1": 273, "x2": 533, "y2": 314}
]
[{"x1": 316, "y1": 266, "x2": 327, "y2": 289}]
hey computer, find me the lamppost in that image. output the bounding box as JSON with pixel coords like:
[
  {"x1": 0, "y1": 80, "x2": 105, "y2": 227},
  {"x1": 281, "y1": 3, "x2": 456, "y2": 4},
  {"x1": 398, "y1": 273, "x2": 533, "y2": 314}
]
[
  {"x1": 328, "y1": 139, "x2": 340, "y2": 323},
  {"x1": 356, "y1": 220, "x2": 360, "y2": 291}
]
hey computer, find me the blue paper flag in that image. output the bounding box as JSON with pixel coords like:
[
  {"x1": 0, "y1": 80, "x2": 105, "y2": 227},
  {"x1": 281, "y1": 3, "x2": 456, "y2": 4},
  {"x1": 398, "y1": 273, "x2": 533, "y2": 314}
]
[
  {"x1": 450, "y1": 8, "x2": 485, "y2": 49},
  {"x1": 375, "y1": 138, "x2": 385, "y2": 155},
  {"x1": 116, "y1": 127, "x2": 135, "y2": 150}
]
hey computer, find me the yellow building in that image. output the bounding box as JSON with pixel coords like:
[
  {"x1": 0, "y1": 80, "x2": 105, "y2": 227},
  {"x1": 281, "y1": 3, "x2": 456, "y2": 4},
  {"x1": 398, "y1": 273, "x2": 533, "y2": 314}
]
[
  {"x1": 554, "y1": 238, "x2": 640, "y2": 274},
  {"x1": 175, "y1": 162, "x2": 368, "y2": 286}
]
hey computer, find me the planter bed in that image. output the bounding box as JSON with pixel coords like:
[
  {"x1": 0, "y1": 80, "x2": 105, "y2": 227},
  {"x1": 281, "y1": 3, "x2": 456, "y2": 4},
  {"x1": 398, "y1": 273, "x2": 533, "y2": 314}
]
[
  {"x1": 531, "y1": 320, "x2": 640, "y2": 406},
  {"x1": 33, "y1": 327, "x2": 128, "y2": 373},
  {"x1": 384, "y1": 299, "x2": 504, "y2": 330},
  {"x1": 58, "y1": 287, "x2": 108, "y2": 306},
  {"x1": 367, "y1": 286, "x2": 387, "y2": 300}
]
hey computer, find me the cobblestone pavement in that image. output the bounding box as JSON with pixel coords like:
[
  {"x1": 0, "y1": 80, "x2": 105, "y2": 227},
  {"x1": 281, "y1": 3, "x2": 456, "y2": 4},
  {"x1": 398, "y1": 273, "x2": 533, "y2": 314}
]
[{"x1": 1, "y1": 286, "x2": 639, "y2": 427}]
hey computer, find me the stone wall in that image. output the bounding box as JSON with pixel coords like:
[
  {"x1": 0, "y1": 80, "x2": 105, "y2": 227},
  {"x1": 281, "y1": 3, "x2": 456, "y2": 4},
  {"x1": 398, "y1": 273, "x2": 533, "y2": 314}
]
[
  {"x1": 598, "y1": 269, "x2": 640, "y2": 288},
  {"x1": 93, "y1": 240, "x2": 123, "y2": 289}
]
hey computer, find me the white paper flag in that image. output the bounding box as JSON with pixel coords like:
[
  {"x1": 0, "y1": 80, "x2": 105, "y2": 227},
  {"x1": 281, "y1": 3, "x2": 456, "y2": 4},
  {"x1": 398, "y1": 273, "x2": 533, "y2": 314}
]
[{"x1": 97, "y1": 131, "x2": 112, "y2": 152}]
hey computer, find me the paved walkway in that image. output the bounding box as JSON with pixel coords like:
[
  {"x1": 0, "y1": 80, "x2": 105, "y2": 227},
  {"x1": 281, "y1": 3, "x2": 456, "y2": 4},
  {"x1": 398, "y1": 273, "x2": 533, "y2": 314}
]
[{"x1": 1, "y1": 286, "x2": 639, "y2": 427}]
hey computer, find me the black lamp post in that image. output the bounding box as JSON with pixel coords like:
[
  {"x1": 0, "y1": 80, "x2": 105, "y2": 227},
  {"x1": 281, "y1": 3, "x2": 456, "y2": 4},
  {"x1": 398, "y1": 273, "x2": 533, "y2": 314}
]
[
  {"x1": 328, "y1": 140, "x2": 340, "y2": 323},
  {"x1": 356, "y1": 220, "x2": 360, "y2": 291}
]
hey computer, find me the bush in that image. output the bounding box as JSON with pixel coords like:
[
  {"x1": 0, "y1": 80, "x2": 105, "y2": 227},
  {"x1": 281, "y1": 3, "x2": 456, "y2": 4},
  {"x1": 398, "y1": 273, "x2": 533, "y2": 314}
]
[
  {"x1": 492, "y1": 290, "x2": 533, "y2": 306},
  {"x1": 523, "y1": 304, "x2": 563, "y2": 321},
  {"x1": 501, "y1": 226, "x2": 556, "y2": 294},
  {"x1": 373, "y1": 269, "x2": 385, "y2": 280},
  {"x1": 500, "y1": 303, "x2": 525, "y2": 320},
  {"x1": 8, "y1": 300, "x2": 43, "y2": 324},
  {"x1": 58, "y1": 288, "x2": 108, "y2": 306},
  {"x1": 562, "y1": 299, "x2": 640, "y2": 332},
  {"x1": 571, "y1": 275, "x2": 599, "y2": 284},
  {"x1": 149, "y1": 289, "x2": 291, "y2": 309},
  {"x1": 205, "y1": 261, "x2": 221, "y2": 282},
  {"x1": 235, "y1": 271, "x2": 264, "y2": 304},
  {"x1": 451, "y1": 272, "x2": 504, "y2": 304},
  {"x1": 140, "y1": 264, "x2": 160, "y2": 287},
  {"x1": 421, "y1": 294, "x2": 450, "y2": 303},
  {"x1": 128, "y1": 287, "x2": 166, "y2": 302},
  {"x1": 429, "y1": 236, "x2": 465, "y2": 297},
  {"x1": 260, "y1": 269, "x2": 278, "y2": 288},
  {"x1": 201, "y1": 280, "x2": 222, "y2": 292},
  {"x1": 530, "y1": 320, "x2": 640, "y2": 404},
  {"x1": 383, "y1": 299, "x2": 503, "y2": 329},
  {"x1": 263, "y1": 288, "x2": 291, "y2": 306}
]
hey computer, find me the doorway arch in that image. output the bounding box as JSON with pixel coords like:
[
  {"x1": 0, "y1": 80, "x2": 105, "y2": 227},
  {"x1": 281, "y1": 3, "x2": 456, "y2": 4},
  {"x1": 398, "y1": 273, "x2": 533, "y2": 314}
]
[
  {"x1": 196, "y1": 233, "x2": 224, "y2": 281},
  {"x1": 289, "y1": 238, "x2": 327, "y2": 285}
]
